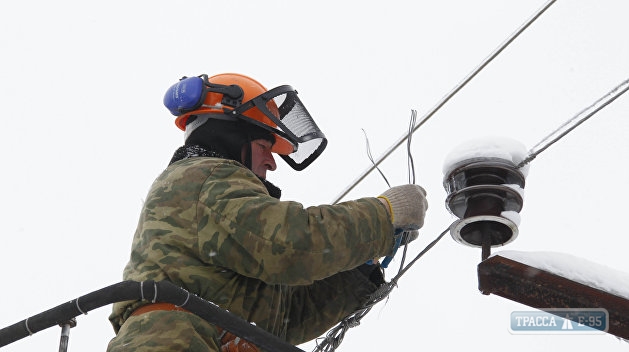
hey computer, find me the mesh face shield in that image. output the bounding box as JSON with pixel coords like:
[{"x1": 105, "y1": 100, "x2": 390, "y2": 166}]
[{"x1": 233, "y1": 85, "x2": 327, "y2": 171}]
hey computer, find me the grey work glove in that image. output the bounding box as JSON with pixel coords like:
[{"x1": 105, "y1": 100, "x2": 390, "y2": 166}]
[{"x1": 378, "y1": 184, "x2": 428, "y2": 230}]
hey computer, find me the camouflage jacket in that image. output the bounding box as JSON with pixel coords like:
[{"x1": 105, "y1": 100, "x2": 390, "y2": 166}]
[{"x1": 109, "y1": 157, "x2": 394, "y2": 345}]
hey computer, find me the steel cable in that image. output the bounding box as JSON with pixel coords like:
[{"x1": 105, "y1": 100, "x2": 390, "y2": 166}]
[
  {"x1": 517, "y1": 77, "x2": 629, "y2": 169},
  {"x1": 317, "y1": 2, "x2": 561, "y2": 349},
  {"x1": 331, "y1": 0, "x2": 558, "y2": 205}
]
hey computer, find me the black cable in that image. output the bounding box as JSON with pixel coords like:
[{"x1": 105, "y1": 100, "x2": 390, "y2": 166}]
[{"x1": 0, "y1": 280, "x2": 303, "y2": 352}]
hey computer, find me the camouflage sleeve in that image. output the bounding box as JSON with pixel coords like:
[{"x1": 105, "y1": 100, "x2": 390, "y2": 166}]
[
  {"x1": 198, "y1": 162, "x2": 395, "y2": 286},
  {"x1": 284, "y1": 267, "x2": 381, "y2": 345}
]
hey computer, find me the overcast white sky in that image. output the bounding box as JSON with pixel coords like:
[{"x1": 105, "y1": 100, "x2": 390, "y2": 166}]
[{"x1": 1, "y1": 0, "x2": 628, "y2": 351}]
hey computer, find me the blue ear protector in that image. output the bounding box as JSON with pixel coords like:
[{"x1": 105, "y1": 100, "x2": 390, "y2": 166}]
[
  {"x1": 163, "y1": 75, "x2": 244, "y2": 116},
  {"x1": 164, "y1": 76, "x2": 205, "y2": 116}
]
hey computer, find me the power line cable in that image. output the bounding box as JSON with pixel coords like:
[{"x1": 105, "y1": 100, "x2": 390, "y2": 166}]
[
  {"x1": 318, "y1": 2, "x2": 560, "y2": 350},
  {"x1": 518, "y1": 77, "x2": 629, "y2": 168},
  {"x1": 316, "y1": 76, "x2": 629, "y2": 351},
  {"x1": 314, "y1": 110, "x2": 448, "y2": 351},
  {"x1": 331, "y1": 0, "x2": 557, "y2": 204}
]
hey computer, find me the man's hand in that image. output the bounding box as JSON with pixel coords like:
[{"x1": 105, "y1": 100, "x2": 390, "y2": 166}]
[{"x1": 378, "y1": 184, "x2": 428, "y2": 230}]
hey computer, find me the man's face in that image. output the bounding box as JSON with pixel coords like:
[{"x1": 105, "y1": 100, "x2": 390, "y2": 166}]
[{"x1": 244, "y1": 139, "x2": 277, "y2": 179}]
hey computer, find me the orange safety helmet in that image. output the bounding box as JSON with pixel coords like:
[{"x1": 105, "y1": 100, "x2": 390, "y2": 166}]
[
  {"x1": 164, "y1": 73, "x2": 327, "y2": 171},
  {"x1": 173, "y1": 73, "x2": 295, "y2": 156}
]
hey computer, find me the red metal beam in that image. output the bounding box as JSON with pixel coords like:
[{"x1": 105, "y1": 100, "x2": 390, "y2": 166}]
[{"x1": 478, "y1": 254, "x2": 629, "y2": 340}]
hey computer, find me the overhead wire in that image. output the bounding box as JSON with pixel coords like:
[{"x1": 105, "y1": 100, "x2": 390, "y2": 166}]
[
  {"x1": 387, "y1": 77, "x2": 628, "y2": 349},
  {"x1": 316, "y1": 3, "x2": 629, "y2": 352},
  {"x1": 362, "y1": 129, "x2": 391, "y2": 188},
  {"x1": 315, "y1": 110, "x2": 452, "y2": 352},
  {"x1": 517, "y1": 77, "x2": 629, "y2": 169},
  {"x1": 317, "y1": 1, "x2": 559, "y2": 350},
  {"x1": 316, "y1": 76, "x2": 629, "y2": 352},
  {"x1": 407, "y1": 109, "x2": 417, "y2": 185},
  {"x1": 316, "y1": 77, "x2": 629, "y2": 351},
  {"x1": 397, "y1": 109, "x2": 418, "y2": 273},
  {"x1": 316, "y1": 2, "x2": 629, "y2": 351},
  {"x1": 314, "y1": 110, "x2": 422, "y2": 352},
  {"x1": 331, "y1": 0, "x2": 558, "y2": 205}
]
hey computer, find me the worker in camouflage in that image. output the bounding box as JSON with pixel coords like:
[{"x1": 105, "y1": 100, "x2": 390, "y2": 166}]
[{"x1": 107, "y1": 73, "x2": 428, "y2": 352}]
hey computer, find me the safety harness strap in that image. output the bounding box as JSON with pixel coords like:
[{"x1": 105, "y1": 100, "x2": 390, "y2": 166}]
[{"x1": 131, "y1": 303, "x2": 261, "y2": 352}]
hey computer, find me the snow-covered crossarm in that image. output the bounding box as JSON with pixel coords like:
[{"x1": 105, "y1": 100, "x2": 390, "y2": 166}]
[
  {"x1": 497, "y1": 250, "x2": 629, "y2": 299},
  {"x1": 478, "y1": 251, "x2": 629, "y2": 340}
]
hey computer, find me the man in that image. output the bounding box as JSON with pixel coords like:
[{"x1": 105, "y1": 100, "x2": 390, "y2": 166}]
[{"x1": 107, "y1": 73, "x2": 428, "y2": 351}]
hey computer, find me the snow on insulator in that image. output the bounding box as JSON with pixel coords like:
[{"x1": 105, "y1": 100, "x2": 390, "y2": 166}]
[
  {"x1": 443, "y1": 136, "x2": 530, "y2": 177},
  {"x1": 442, "y1": 137, "x2": 528, "y2": 260}
]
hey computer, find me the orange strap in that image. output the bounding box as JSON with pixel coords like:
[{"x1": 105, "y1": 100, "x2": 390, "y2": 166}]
[
  {"x1": 216, "y1": 328, "x2": 260, "y2": 352},
  {"x1": 131, "y1": 303, "x2": 260, "y2": 352},
  {"x1": 131, "y1": 302, "x2": 190, "y2": 316}
]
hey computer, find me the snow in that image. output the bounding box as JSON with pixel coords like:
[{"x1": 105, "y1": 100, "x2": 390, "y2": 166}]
[
  {"x1": 496, "y1": 250, "x2": 629, "y2": 300},
  {"x1": 500, "y1": 210, "x2": 521, "y2": 227},
  {"x1": 504, "y1": 184, "x2": 525, "y2": 199},
  {"x1": 442, "y1": 136, "x2": 530, "y2": 177},
  {"x1": 443, "y1": 137, "x2": 528, "y2": 227}
]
